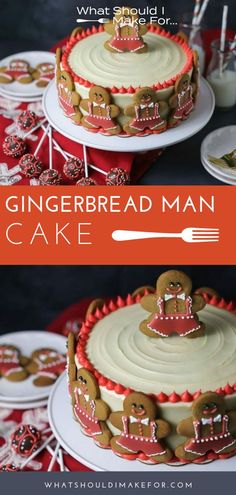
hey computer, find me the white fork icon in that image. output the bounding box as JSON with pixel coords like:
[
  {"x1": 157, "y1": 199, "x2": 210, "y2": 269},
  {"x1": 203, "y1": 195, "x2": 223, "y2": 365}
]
[{"x1": 112, "y1": 228, "x2": 220, "y2": 243}]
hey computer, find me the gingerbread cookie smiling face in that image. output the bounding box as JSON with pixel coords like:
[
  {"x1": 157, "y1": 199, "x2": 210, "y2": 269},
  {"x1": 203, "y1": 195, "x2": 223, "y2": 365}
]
[
  {"x1": 80, "y1": 86, "x2": 121, "y2": 135},
  {"x1": 26, "y1": 348, "x2": 66, "y2": 387},
  {"x1": 71, "y1": 368, "x2": 112, "y2": 448},
  {"x1": 0, "y1": 344, "x2": 28, "y2": 382},
  {"x1": 0, "y1": 59, "x2": 34, "y2": 84},
  {"x1": 175, "y1": 392, "x2": 236, "y2": 461},
  {"x1": 109, "y1": 392, "x2": 173, "y2": 463},
  {"x1": 104, "y1": 6, "x2": 148, "y2": 54},
  {"x1": 124, "y1": 87, "x2": 168, "y2": 136},
  {"x1": 140, "y1": 270, "x2": 206, "y2": 339}
]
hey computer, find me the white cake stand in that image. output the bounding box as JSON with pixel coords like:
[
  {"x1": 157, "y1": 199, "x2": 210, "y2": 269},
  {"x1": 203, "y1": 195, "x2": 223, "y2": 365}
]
[
  {"x1": 42, "y1": 78, "x2": 215, "y2": 153},
  {"x1": 48, "y1": 373, "x2": 236, "y2": 472}
]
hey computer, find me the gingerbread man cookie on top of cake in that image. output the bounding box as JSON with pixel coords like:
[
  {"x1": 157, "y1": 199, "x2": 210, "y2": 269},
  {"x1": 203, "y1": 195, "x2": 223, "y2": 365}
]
[
  {"x1": 139, "y1": 270, "x2": 206, "y2": 338},
  {"x1": 110, "y1": 392, "x2": 173, "y2": 462},
  {"x1": 175, "y1": 392, "x2": 236, "y2": 461},
  {"x1": 80, "y1": 86, "x2": 121, "y2": 135},
  {"x1": 71, "y1": 368, "x2": 112, "y2": 448},
  {"x1": 124, "y1": 87, "x2": 168, "y2": 135},
  {"x1": 104, "y1": 6, "x2": 148, "y2": 54}
]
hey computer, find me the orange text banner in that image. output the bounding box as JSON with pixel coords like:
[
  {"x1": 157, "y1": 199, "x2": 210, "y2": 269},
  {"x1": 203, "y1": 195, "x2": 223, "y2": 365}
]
[{"x1": 0, "y1": 186, "x2": 233, "y2": 265}]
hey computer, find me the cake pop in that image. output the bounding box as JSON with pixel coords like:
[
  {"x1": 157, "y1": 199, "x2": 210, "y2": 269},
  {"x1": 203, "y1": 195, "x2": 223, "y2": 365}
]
[
  {"x1": 2, "y1": 135, "x2": 27, "y2": 158},
  {"x1": 38, "y1": 126, "x2": 61, "y2": 185},
  {"x1": 17, "y1": 110, "x2": 39, "y2": 133},
  {"x1": 63, "y1": 157, "x2": 85, "y2": 180},
  {"x1": 11, "y1": 425, "x2": 41, "y2": 458},
  {"x1": 76, "y1": 177, "x2": 97, "y2": 185},
  {"x1": 106, "y1": 167, "x2": 130, "y2": 185},
  {"x1": 19, "y1": 154, "x2": 42, "y2": 178}
]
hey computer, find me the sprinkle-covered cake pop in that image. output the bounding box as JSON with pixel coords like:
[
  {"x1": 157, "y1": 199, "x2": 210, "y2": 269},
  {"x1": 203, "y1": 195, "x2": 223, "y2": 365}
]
[
  {"x1": 0, "y1": 464, "x2": 20, "y2": 472},
  {"x1": 19, "y1": 153, "x2": 43, "y2": 178},
  {"x1": 17, "y1": 110, "x2": 39, "y2": 132},
  {"x1": 106, "y1": 167, "x2": 130, "y2": 186},
  {"x1": 11, "y1": 425, "x2": 41, "y2": 458},
  {"x1": 39, "y1": 169, "x2": 61, "y2": 185},
  {"x1": 63, "y1": 157, "x2": 85, "y2": 180},
  {"x1": 2, "y1": 135, "x2": 27, "y2": 158},
  {"x1": 76, "y1": 177, "x2": 97, "y2": 186}
]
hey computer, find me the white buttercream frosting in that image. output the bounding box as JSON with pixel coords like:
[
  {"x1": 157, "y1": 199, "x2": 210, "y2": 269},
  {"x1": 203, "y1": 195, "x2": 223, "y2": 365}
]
[
  {"x1": 68, "y1": 32, "x2": 188, "y2": 88},
  {"x1": 86, "y1": 303, "x2": 236, "y2": 395}
]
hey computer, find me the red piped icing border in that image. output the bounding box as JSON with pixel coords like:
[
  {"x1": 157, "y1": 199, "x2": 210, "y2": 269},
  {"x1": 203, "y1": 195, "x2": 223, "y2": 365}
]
[
  {"x1": 76, "y1": 292, "x2": 236, "y2": 403},
  {"x1": 61, "y1": 24, "x2": 194, "y2": 94}
]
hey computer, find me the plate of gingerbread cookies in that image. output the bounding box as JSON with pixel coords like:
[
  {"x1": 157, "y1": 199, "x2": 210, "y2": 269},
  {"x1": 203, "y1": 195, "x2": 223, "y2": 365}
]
[
  {"x1": 0, "y1": 51, "x2": 55, "y2": 100},
  {"x1": 0, "y1": 331, "x2": 66, "y2": 405}
]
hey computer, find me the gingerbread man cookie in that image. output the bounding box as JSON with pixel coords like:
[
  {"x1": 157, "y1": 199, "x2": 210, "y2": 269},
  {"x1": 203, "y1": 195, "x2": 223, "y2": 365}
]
[
  {"x1": 26, "y1": 348, "x2": 66, "y2": 387},
  {"x1": 80, "y1": 86, "x2": 121, "y2": 135},
  {"x1": 0, "y1": 345, "x2": 29, "y2": 382},
  {"x1": 175, "y1": 392, "x2": 236, "y2": 461},
  {"x1": 56, "y1": 48, "x2": 82, "y2": 125},
  {"x1": 71, "y1": 368, "x2": 112, "y2": 448},
  {"x1": 104, "y1": 6, "x2": 148, "y2": 54},
  {"x1": 33, "y1": 62, "x2": 55, "y2": 88},
  {"x1": 168, "y1": 74, "x2": 195, "y2": 127},
  {"x1": 0, "y1": 59, "x2": 34, "y2": 84},
  {"x1": 124, "y1": 87, "x2": 168, "y2": 135},
  {"x1": 66, "y1": 333, "x2": 77, "y2": 396},
  {"x1": 140, "y1": 270, "x2": 206, "y2": 339},
  {"x1": 110, "y1": 392, "x2": 172, "y2": 462}
]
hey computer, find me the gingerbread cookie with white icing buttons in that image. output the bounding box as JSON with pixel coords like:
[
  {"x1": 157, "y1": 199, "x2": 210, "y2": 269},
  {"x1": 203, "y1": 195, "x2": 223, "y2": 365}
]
[
  {"x1": 0, "y1": 344, "x2": 29, "y2": 382},
  {"x1": 0, "y1": 59, "x2": 34, "y2": 84},
  {"x1": 26, "y1": 348, "x2": 66, "y2": 387},
  {"x1": 124, "y1": 87, "x2": 168, "y2": 135},
  {"x1": 33, "y1": 62, "x2": 55, "y2": 87},
  {"x1": 104, "y1": 6, "x2": 148, "y2": 54},
  {"x1": 168, "y1": 74, "x2": 196, "y2": 127},
  {"x1": 175, "y1": 392, "x2": 236, "y2": 461},
  {"x1": 110, "y1": 392, "x2": 173, "y2": 463},
  {"x1": 80, "y1": 86, "x2": 121, "y2": 135},
  {"x1": 139, "y1": 270, "x2": 206, "y2": 339},
  {"x1": 56, "y1": 48, "x2": 82, "y2": 125},
  {"x1": 71, "y1": 368, "x2": 112, "y2": 448}
]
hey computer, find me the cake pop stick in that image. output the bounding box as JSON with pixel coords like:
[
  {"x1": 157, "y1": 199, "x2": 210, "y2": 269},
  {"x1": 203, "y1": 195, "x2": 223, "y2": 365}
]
[
  {"x1": 53, "y1": 141, "x2": 106, "y2": 176},
  {"x1": 20, "y1": 433, "x2": 54, "y2": 470},
  {"x1": 47, "y1": 441, "x2": 60, "y2": 472},
  {"x1": 58, "y1": 448, "x2": 65, "y2": 472},
  {"x1": 39, "y1": 126, "x2": 62, "y2": 185},
  {"x1": 83, "y1": 144, "x2": 88, "y2": 178},
  {"x1": 46, "y1": 446, "x2": 69, "y2": 472},
  {"x1": 19, "y1": 124, "x2": 50, "y2": 178}
]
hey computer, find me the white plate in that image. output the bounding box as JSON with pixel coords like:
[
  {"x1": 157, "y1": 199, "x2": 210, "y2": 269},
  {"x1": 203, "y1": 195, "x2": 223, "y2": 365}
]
[
  {"x1": 43, "y1": 77, "x2": 215, "y2": 153},
  {"x1": 0, "y1": 398, "x2": 48, "y2": 410},
  {"x1": 0, "y1": 51, "x2": 55, "y2": 98},
  {"x1": 202, "y1": 158, "x2": 236, "y2": 185},
  {"x1": 48, "y1": 373, "x2": 236, "y2": 472},
  {"x1": 0, "y1": 89, "x2": 42, "y2": 103},
  {"x1": 0, "y1": 331, "x2": 66, "y2": 402},
  {"x1": 201, "y1": 126, "x2": 236, "y2": 180}
]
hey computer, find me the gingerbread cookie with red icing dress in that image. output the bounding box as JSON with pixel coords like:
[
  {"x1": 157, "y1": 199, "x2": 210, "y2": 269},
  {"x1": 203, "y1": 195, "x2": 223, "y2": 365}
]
[
  {"x1": 104, "y1": 6, "x2": 148, "y2": 54},
  {"x1": 110, "y1": 392, "x2": 173, "y2": 463},
  {"x1": 0, "y1": 59, "x2": 34, "y2": 84},
  {"x1": 33, "y1": 62, "x2": 55, "y2": 88},
  {"x1": 26, "y1": 348, "x2": 66, "y2": 387},
  {"x1": 80, "y1": 86, "x2": 121, "y2": 135},
  {"x1": 124, "y1": 87, "x2": 168, "y2": 135},
  {"x1": 0, "y1": 345, "x2": 29, "y2": 382},
  {"x1": 71, "y1": 368, "x2": 112, "y2": 448},
  {"x1": 175, "y1": 392, "x2": 236, "y2": 461},
  {"x1": 168, "y1": 74, "x2": 196, "y2": 127},
  {"x1": 139, "y1": 270, "x2": 206, "y2": 339},
  {"x1": 56, "y1": 48, "x2": 82, "y2": 125}
]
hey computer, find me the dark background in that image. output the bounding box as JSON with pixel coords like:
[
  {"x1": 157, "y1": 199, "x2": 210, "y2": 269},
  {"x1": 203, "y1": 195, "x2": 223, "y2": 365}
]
[{"x1": 0, "y1": 266, "x2": 235, "y2": 333}]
